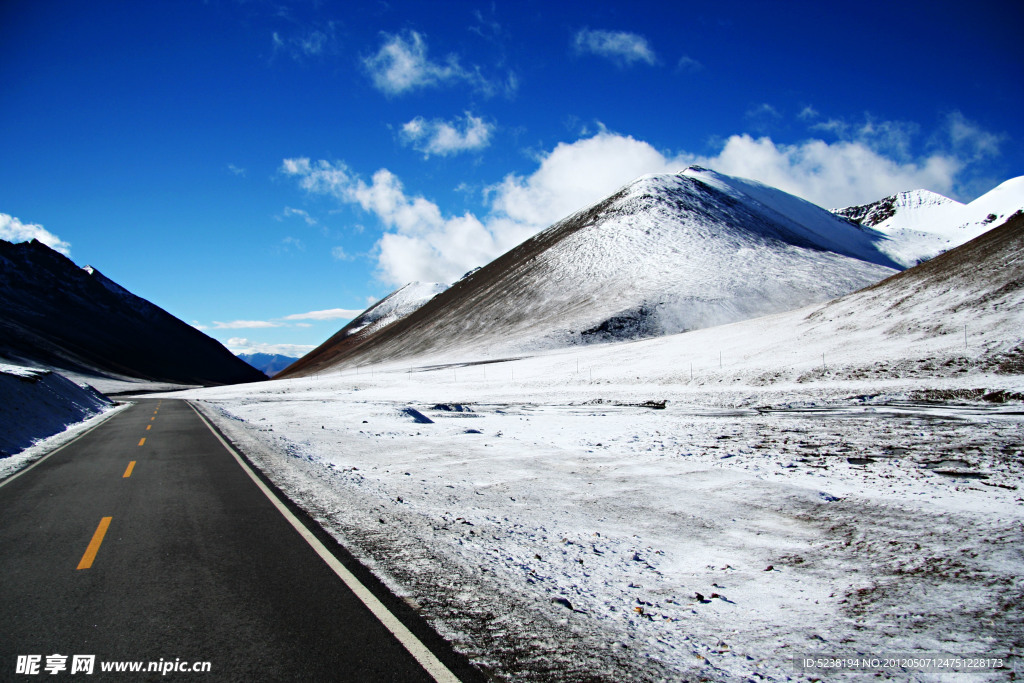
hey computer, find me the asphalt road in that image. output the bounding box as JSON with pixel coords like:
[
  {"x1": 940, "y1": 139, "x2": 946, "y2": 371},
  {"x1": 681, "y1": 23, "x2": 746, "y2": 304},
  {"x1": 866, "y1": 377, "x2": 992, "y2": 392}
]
[{"x1": 0, "y1": 399, "x2": 478, "y2": 681}]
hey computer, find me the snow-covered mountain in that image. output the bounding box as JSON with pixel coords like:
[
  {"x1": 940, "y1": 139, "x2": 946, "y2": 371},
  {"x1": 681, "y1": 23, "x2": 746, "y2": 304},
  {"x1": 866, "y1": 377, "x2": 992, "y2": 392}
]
[
  {"x1": 0, "y1": 239, "x2": 266, "y2": 386},
  {"x1": 805, "y1": 207, "x2": 1024, "y2": 365},
  {"x1": 237, "y1": 353, "x2": 298, "y2": 377},
  {"x1": 833, "y1": 176, "x2": 1024, "y2": 266},
  {"x1": 281, "y1": 167, "x2": 903, "y2": 376},
  {"x1": 276, "y1": 281, "x2": 446, "y2": 374},
  {"x1": 346, "y1": 282, "x2": 447, "y2": 337}
]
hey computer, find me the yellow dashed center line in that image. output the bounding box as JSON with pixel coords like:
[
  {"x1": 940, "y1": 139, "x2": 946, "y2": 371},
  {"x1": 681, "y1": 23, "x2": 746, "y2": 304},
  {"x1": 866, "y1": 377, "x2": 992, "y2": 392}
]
[
  {"x1": 146, "y1": 425, "x2": 151, "y2": 430},
  {"x1": 77, "y1": 517, "x2": 113, "y2": 570},
  {"x1": 138, "y1": 438, "x2": 146, "y2": 447},
  {"x1": 123, "y1": 461, "x2": 136, "y2": 478}
]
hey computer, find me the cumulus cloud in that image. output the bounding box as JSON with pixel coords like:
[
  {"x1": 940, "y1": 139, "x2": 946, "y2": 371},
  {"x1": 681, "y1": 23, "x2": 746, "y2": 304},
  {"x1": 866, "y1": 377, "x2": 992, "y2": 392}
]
[
  {"x1": 283, "y1": 134, "x2": 673, "y2": 285},
  {"x1": 573, "y1": 29, "x2": 657, "y2": 67},
  {"x1": 690, "y1": 134, "x2": 960, "y2": 208},
  {"x1": 0, "y1": 213, "x2": 71, "y2": 255},
  {"x1": 284, "y1": 113, "x2": 1000, "y2": 287},
  {"x1": 487, "y1": 132, "x2": 674, "y2": 229},
  {"x1": 364, "y1": 30, "x2": 513, "y2": 97},
  {"x1": 400, "y1": 112, "x2": 494, "y2": 157},
  {"x1": 283, "y1": 157, "x2": 503, "y2": 284}
]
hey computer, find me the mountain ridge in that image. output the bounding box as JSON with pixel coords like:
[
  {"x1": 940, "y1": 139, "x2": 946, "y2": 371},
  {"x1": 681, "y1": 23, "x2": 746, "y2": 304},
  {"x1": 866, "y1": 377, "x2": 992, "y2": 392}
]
[
  {"x1": 280, "y1": 167, "x2": 902, "y2": 377},
  {"x1": 832, "y1": 176, "x2": 1024, "y2": 266},
  {"x1": 0, "y1": 239, "x2": 265, "y2": 386}
]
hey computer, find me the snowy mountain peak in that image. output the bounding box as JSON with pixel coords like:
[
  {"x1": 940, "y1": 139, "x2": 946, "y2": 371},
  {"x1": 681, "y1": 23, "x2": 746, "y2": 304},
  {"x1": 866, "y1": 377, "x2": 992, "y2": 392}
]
[
  {"x1": 673, "y1": 167, "x2": 900, "y2": 268},
  {"x1": 833, "y1": 176, "x2": 1024, "y2": 266},
  {"x1": 280, "y1": 167, "x2": 902, "y2": 376},
  {"x1": 833, "y1": 189, "x2": 960, "y2": 229}
]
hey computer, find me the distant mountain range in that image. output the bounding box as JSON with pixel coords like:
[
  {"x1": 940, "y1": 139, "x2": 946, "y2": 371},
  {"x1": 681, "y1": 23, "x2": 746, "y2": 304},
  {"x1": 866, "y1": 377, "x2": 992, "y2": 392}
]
[
  {"x1": 286, "y1": 166, "x2": 1006, "y2": 378},
  {"x1": 0, "y1": 239, "x2": 265, "y2": 386},
  {"x1": 237, "y1": 353, "x2": 298, "y2": 377},
  {"x1": 832, "y1": 176, "x2": 1024, "y2": 266},
  {"x1": 7, "y1": 166, "x2": 1017, "y2": 389}
]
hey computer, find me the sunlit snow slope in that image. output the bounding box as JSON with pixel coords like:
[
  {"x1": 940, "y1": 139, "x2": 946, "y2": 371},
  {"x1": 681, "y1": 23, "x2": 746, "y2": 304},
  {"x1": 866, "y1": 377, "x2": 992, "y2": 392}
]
[
  {"x1": 833, "y1": 176, "x2": 1024, "y2": 266},
  {"x1": 282, "y1": 167, "x2": 901, "y2": 376},
  {"x1": 280, "y1": 282, "x2": 447, "y2": 373}
]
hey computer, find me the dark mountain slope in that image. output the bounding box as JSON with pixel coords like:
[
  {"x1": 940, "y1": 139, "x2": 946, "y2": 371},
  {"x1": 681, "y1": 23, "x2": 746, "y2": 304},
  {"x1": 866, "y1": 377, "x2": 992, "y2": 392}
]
[{"x1": 0, "y1": 239, "x2": 265, "y2": 386}]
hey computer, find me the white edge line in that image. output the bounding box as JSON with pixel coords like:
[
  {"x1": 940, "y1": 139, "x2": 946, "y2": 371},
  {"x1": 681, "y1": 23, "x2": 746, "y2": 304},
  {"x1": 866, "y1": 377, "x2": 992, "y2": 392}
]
[
  {"x1": 0, "y1": 403, "x2": 132, "y2": 490},
  {"x1": 188, "y1": 402, "x2": 461, "y2": 683}
]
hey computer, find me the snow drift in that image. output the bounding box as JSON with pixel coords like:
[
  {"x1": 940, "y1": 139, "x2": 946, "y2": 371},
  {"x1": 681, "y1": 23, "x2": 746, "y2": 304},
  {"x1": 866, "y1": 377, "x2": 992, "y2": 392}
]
[{"x1": 0, "y1": 364, "x2": 113, "y2": 458}]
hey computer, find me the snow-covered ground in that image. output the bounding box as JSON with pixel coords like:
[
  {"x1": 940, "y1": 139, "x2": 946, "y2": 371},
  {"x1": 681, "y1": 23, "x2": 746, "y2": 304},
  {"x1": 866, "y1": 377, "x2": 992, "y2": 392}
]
[{"x1": 164, "y1": 300, "x2": 1024, "y2": 680}]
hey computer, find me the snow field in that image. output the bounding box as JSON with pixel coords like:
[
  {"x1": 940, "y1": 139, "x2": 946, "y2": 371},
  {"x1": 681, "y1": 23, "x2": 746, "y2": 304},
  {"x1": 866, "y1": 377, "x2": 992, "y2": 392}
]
[{"x1": 185, "y1": 369, "x2": 1023, "y2": 681}]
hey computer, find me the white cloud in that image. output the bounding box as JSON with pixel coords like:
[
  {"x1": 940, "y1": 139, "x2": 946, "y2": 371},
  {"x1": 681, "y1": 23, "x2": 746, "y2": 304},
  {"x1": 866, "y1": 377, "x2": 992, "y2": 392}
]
[
  {"x1": 944, "y1": 110, "x2": 1005, "y2": 161},
  {"x1": 675, "y1": 55, "x2": 702, "y2": 73},
  {"x1": 272, "y1": 23, "x2": 338, "y2": 61},
  {"x1": 212, "y1": 320, "x2": 284, "y2": 329},
  {"x1": 283, "y1": 157, "x2": 502, "y2": 284},
  {"x1": 746, "y1": 103, "x2": 782, "y2": 121},
  {"x1": 331, "y1": 246, "x2": 353, "y2": 261},
  {"x1": 573, "y1": 29, "x2": 657, "y2": 67},
  {"x1": 206, "y1": 307, "x2": 363, "y2": 333},
  {"x1": 363, "y1": 30, "x2": 513, "y2": 97},
  {"x1": 279, "y1": 206, "x2": 317, "y2": 225},
  {"x1": 227, "y1": 163, "x2": 246, "y2": 177},
  {"x1": 1, "y1": 213, "x2": 71, "y2": 255},
  {"x1": 690, "y1": 134, "x2": 960, "y2": 208},
  {"x1": 487, "y1": 132, "x2": 673, "y2": 230},
  {"x1": 226, "y1": 337, "x2": 316, "y2": 358},
  {"x1": 400, "y1": 112, "x2": 494, "y2": 157},
  {"x1": 284, "y1": 113, "x2": 998, "y2": 286},
  {"x1": 278, "y1": 236, "x2": 305, "y2": 252},
  {"x1": 281, "y1": 308, "x2": 363, "y2": 321},
  {"x1": 798, "y1": 105, "x2": 819, "y2": 120}
]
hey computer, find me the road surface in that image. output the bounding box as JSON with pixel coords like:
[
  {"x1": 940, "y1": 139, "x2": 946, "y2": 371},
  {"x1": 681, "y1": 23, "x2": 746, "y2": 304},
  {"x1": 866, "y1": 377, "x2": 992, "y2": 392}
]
[{"x1": 0, "y1": 399, "x2": 480, "y2": 681}]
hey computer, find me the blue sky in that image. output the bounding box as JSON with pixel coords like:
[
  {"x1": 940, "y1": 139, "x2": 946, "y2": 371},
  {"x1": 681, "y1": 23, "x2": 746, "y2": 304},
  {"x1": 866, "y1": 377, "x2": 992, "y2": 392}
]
[{"x1": 2, "y1": 0, "x2": 1021, "y2": 357}]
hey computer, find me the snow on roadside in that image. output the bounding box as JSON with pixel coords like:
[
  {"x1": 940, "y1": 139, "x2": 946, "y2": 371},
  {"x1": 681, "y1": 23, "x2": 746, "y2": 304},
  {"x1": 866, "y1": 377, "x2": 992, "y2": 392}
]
[
  {"x1": 174, "y1": 350, "x2": 1023, "y2": 681},
  {"x1": 0, "y1": 363, "x2": 125, "y2": 478},
  {"x1": 164, "y1": 246, "x2": 1024, "y2": 680}
]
